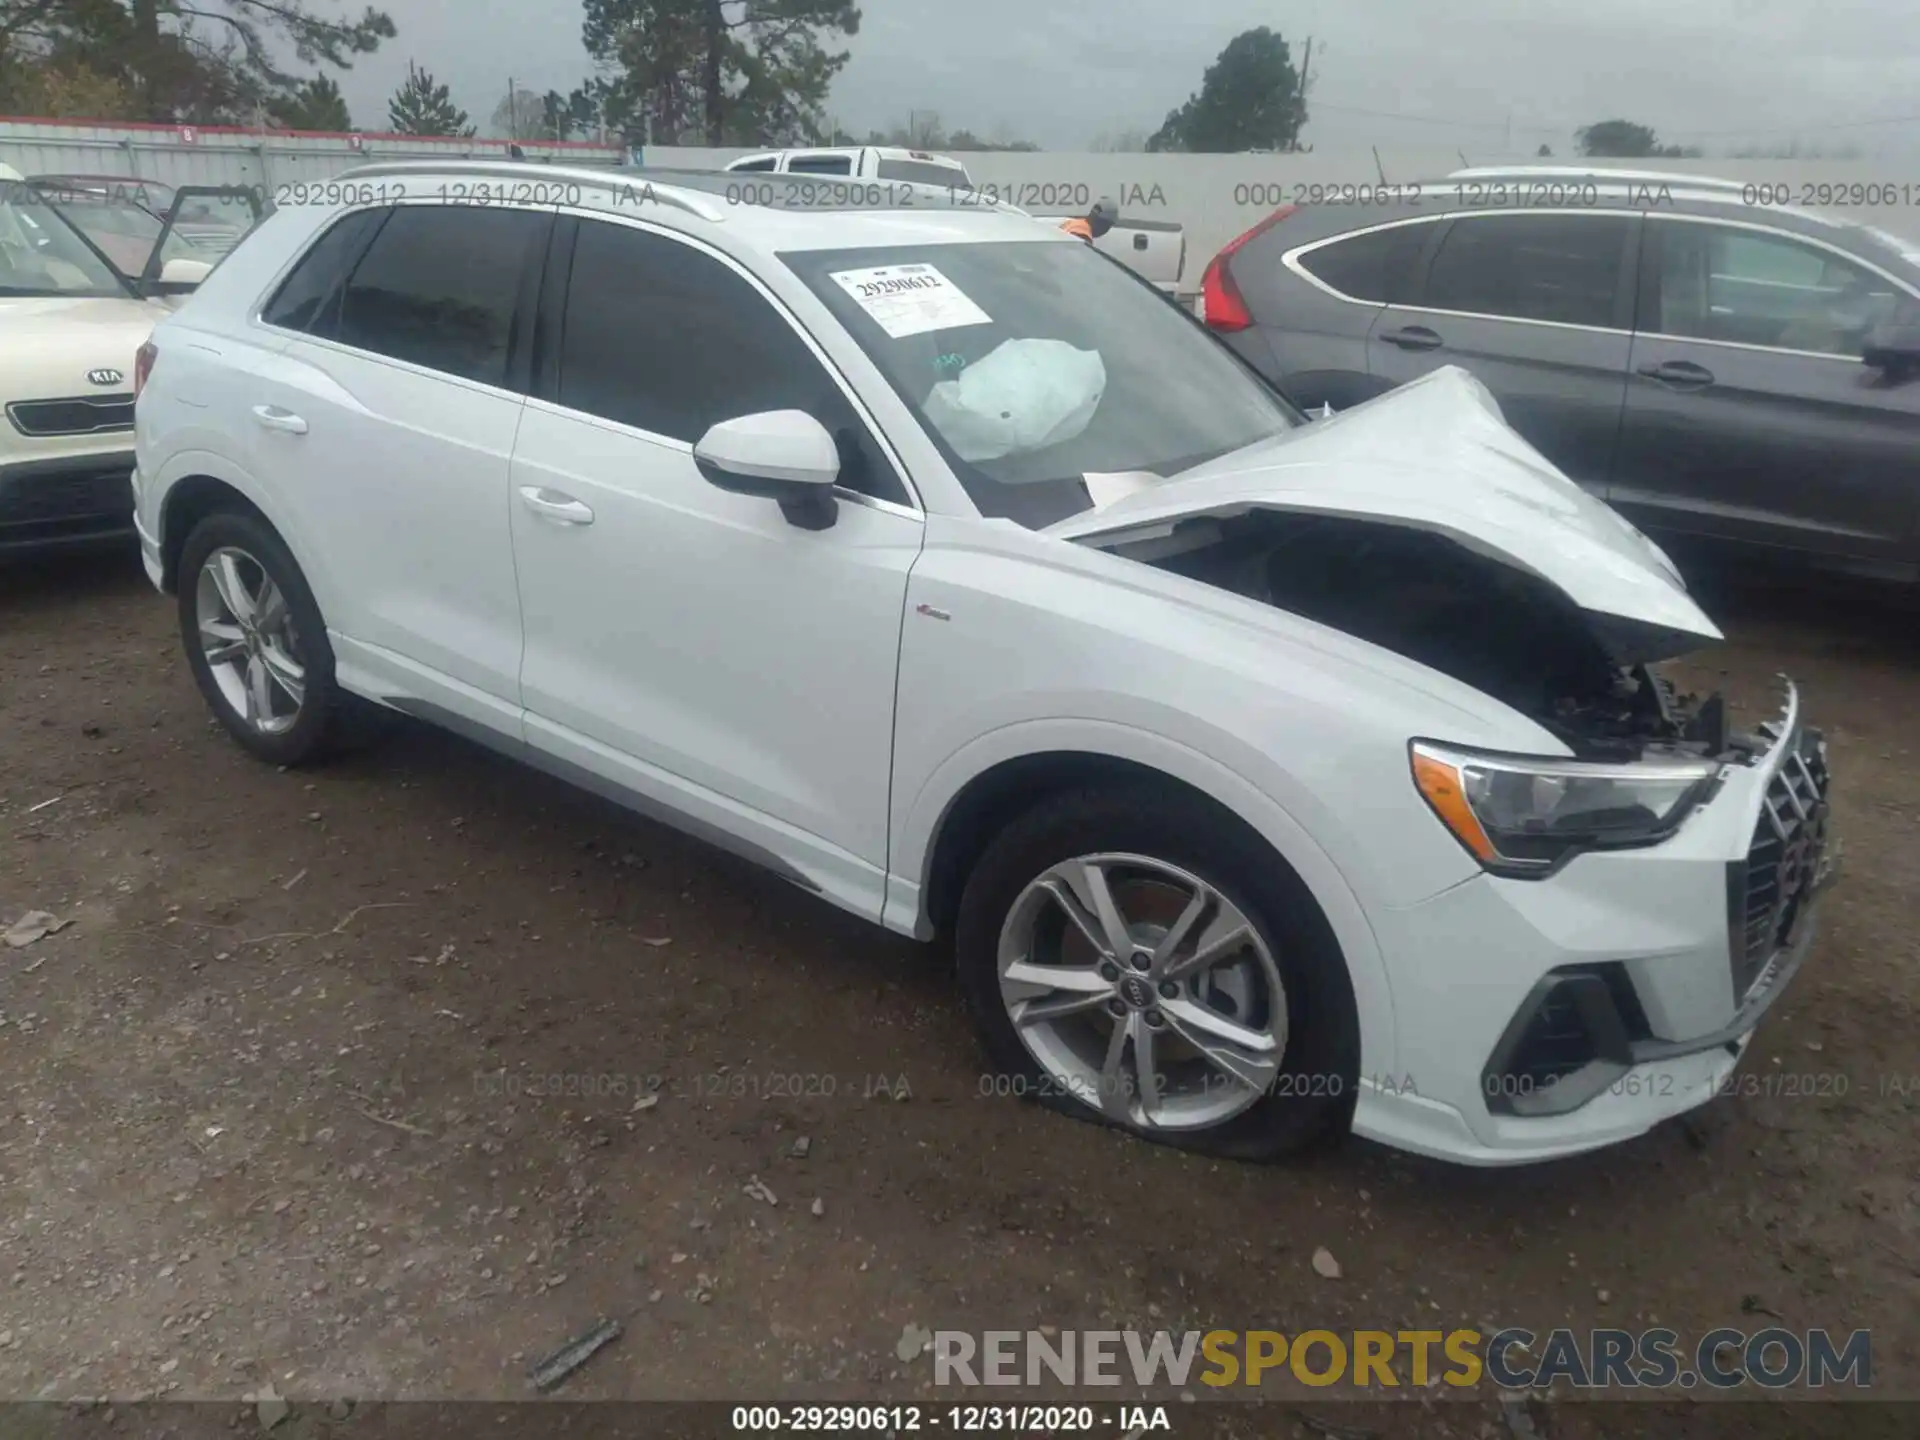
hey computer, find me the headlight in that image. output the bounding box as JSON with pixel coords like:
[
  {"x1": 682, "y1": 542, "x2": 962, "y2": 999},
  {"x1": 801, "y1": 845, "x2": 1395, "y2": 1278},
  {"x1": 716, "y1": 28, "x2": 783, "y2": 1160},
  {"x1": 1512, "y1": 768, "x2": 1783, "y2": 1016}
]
[{"x1": 1410, "y1": 741, "x2": 1720, "y2": 876}]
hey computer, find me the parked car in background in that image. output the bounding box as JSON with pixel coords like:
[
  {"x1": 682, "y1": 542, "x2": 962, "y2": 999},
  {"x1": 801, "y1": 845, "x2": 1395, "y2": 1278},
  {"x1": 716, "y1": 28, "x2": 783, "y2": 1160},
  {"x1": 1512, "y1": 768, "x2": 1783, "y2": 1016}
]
[
  {"x1": 135, "y1": 161, "x2": 1833, "y2": 1169},
  {"x1": 724, "y1": 147, "x2": 1186, "y2": 293},
  {"x1": 0, "y1": 165, "x2": 258, "y2": 556},
  {"x1": 1200, "y1": 166, "x2": 1920, "y2": 580}
]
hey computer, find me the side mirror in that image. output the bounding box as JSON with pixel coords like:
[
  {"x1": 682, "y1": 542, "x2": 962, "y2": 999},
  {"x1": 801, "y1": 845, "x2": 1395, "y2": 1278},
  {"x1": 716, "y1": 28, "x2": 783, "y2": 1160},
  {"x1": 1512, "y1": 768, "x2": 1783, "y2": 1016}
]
[
  {"x1": 693, "y1": 410, "x2": 840, "y2": 530},
  {"x1": 1087, "y1": 198, "x2": 1118, "y2": 239},
  {"x1": 158, "y1": 257, "x2": 213, "y2": 289},
  {"x1": 1862, "y1": 324, "x2": 1920, "y2": 378}
]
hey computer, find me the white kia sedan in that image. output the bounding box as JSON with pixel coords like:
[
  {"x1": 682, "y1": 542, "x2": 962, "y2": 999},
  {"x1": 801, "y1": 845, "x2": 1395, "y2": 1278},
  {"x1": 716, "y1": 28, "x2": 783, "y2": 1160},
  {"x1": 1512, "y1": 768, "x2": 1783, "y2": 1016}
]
[{"x1": 132, "y1": 163, "x2": 1836, "y2": 1166}]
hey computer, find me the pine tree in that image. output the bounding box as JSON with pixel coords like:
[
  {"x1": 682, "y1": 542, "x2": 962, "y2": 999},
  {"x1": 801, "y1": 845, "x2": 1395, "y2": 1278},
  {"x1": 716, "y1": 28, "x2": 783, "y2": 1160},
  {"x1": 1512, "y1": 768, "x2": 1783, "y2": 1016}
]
[{"x1": 387, "y1": 59, "x2": 472, "y2": 136}]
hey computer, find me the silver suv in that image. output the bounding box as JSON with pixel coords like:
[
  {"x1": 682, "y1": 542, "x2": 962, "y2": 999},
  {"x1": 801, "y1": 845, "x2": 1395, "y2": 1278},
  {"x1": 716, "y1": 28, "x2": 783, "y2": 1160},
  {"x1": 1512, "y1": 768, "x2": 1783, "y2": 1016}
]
[{"x1": 1200, "y1": 166, "x2": 1920, "y2": 581}]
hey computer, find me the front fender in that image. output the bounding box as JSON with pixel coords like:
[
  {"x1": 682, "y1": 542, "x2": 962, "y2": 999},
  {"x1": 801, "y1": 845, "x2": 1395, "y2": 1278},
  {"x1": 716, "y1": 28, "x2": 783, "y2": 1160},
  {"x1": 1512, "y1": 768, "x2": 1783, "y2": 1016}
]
[{"x1": 884, "y1": 715, "x2": 1400, "y2": 1084}]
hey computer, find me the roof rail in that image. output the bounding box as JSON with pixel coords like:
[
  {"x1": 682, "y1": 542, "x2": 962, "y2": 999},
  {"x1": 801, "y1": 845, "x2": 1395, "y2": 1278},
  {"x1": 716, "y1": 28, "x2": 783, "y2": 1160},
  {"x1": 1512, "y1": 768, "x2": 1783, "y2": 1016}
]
[
  {"x1": 335, "y1": 159, "x2": 728, "y2": 222},
  {"x1": 1447, "y1": 164, "x2": 1750, "y2": 193}
]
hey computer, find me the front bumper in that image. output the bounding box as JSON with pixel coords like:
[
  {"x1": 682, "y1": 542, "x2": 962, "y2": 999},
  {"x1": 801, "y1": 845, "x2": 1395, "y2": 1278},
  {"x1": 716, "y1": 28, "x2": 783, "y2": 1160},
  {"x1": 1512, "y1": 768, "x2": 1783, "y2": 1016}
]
[
  {"x1": 0, "y1": 452, "x2": 137, "y2": 556},
  {"x1": 1354, "y1": 681, "x2": 1838, "y2": 1166}
]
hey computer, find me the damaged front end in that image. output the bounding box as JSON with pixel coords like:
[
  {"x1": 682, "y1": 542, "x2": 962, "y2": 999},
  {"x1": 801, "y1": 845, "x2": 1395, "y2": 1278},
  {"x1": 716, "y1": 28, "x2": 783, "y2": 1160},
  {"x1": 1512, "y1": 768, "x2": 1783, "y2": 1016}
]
[
  {"x1": 1047, "y1": 366, "x2": 1756, "y2": 766},
  {"x1": 1137, "y1": 509, "x2": 1737, "y2": 765}
]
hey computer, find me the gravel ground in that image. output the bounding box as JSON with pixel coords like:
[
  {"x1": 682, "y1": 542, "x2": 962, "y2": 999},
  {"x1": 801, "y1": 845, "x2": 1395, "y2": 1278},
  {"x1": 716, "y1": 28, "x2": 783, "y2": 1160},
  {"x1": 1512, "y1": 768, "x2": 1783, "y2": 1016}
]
[{"x1": 1, "y1": 545, "x2": 1915, "y2": 1439}]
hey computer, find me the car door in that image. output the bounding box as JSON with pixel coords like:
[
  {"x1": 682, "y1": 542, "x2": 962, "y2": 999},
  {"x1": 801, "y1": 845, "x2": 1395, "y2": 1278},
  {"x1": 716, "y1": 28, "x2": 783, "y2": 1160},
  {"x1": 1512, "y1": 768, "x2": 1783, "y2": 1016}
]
[
  {"x1": 1611, "y1": 214, "x2": 1920, "y2": 565},
  {"x1": 248, "y1": 202, "x2": 550, "y2": 730},
  {"x1": 1365, "y1": 210, "x2": 1640, "y2": 490},
  {"x1": 507, "y1": 213, "x2": 924, "y2": 918}
]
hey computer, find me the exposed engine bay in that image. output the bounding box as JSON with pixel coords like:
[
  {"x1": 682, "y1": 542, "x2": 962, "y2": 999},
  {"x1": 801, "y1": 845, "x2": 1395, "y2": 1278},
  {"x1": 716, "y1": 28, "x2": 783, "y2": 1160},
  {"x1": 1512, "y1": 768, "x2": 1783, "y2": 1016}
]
[{"x1": 1131, "y1": 512, "x2": 1751, "y2": 764}]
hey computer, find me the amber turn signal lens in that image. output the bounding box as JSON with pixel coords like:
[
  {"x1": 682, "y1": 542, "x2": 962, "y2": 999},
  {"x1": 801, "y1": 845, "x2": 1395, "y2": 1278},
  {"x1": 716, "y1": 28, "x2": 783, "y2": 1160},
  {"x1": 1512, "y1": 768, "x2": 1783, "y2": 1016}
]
[{"x1": 1411, "y1": 750, "x2": 1497, "y2": 863}]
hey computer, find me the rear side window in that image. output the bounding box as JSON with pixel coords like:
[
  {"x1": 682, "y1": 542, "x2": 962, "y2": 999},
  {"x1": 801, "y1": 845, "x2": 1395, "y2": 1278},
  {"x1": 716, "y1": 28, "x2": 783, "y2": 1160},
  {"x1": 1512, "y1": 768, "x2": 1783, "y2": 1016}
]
[
  {"x1": 787, "y1": 154, "x2": 854, "y2": 175},
  {"x1": 555, "y1": 220, "x2": 907, "y2": 505},
  {"x1": 1295, "y1": 221, "x2": 1432, "y2": 303},
  {"x1": 260, "y1": 209, "x2": 385, "y2": 331},
  {"x1": 334, "y1": 205, "x2": 547, "y2": 387},
  {"x1": 1423, "y1": 214, "x2": 1632, "y2": 329}
]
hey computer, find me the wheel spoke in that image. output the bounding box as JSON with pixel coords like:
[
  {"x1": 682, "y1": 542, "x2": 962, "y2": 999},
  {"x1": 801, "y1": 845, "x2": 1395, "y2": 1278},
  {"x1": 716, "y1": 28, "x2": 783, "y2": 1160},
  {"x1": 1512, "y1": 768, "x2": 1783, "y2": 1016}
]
[
  {"x1": 254, "y1": 577, "x2": 288, "y2": 631},
  {"x1": 260, "y1": 644, "x2": 305, "y2": 707},
  {"x1": 1133, "y1": 1017, "x2": 1163, "y2": 1124},
  {"x1": 244, "y1": 655, "x2": 273, "y2": 725},
  {"x1": 200, "y1": 620, "x2": 247, "y2": 667},
  {"x1": 1150, "y1": 888, "x2": 1212, "y2": 972},
  {"x1": 1004, "y1": 959, "x2": 1112, "y2": 1029},
  {"x1": 1098, "y1": 1016, "x2": 1133, "y2": 1121},
  {"x1": 1161, "y1": 908, "x2": 1254, "y2": 985},
  {"x1": 1059, "y1": 858, "x2": 1134, "y2": 959},
  {"x1": 211, "y1": 552, "x2": 255, "y2": 625},
  {"x1": 1161, "y1": 996, "x2": 1280, "y2": 1093},
  {"x1": 1035, "y1": 873, "x2": 1117, "y2": 961}
]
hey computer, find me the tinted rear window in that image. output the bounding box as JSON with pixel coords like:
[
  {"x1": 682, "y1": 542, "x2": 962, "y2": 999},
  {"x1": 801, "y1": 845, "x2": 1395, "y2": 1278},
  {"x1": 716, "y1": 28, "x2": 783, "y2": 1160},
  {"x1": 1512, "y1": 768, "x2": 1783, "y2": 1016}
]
[
  {"x1": 1422, "y1": 214, "x2": 1632, "y2": 328},
  {"x1": 1295, "y1": 221, "x2": 1432, "y2": 303},
  {"x1": 261, "y1": 209, "x2": 385, "y2": 332},
  {"x1": 333, "y1": 205, "x2": 546, "y2": 386}
]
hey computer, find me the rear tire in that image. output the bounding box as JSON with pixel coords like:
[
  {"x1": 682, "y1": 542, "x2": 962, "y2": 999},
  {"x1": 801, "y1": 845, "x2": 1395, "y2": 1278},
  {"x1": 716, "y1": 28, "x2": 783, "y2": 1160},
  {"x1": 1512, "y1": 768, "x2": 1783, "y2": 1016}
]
[
  {"x1": 177, "y1": 510, "x2": 357, "y2": 767},
  {"x1": 955, "y1": 785, "x2": 1359, "y2": 1161}
]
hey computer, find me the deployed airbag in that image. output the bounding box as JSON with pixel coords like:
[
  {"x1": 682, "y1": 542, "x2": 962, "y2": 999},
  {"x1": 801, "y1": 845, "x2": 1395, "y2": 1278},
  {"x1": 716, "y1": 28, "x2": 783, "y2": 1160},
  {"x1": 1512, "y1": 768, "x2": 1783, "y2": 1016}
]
[{"x1": 923, "y1": 338, "x2": 1107, "y2": 463}]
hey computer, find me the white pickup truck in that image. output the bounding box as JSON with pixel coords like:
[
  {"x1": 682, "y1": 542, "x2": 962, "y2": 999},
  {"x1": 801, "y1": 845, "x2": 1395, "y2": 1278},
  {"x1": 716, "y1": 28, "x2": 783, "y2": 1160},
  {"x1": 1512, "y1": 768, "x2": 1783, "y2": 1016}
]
[{"x1": 723, "y1": 146, "x2": 1186, "y2": 294}]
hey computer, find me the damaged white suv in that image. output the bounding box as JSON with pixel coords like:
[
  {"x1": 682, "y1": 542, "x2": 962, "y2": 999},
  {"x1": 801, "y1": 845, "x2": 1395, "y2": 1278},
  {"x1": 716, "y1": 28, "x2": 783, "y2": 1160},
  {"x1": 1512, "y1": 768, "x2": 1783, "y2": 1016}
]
[{"x1": 134, "y1": 163, "x2": 1836, "y2": 1166}]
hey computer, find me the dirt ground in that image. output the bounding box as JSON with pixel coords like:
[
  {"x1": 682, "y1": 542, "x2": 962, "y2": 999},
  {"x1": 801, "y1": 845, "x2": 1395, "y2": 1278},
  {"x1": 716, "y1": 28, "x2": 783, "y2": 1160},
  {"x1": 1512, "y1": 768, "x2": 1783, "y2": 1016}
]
[{"x1": 1, "y1": 544, "x2": 1916, "y2": 1438}]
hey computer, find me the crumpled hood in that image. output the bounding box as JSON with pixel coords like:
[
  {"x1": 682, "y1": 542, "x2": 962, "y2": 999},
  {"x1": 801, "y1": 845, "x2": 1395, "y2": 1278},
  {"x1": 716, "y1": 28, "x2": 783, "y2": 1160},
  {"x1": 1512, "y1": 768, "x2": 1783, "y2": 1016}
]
[
  {"x1": 1047, "y1": 366, "x2": 1721, "y2": 663},
  {"x1": 0, "y1": 296, "x2": 163, "y2": 400}
]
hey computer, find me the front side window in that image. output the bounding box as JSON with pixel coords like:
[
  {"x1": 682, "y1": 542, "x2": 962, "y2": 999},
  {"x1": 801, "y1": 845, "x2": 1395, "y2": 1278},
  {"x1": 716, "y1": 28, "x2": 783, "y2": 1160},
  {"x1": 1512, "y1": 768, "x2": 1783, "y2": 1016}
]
[
  {"x1": 333, "y1": 205, "x2": 547, "y2": 387},
  {"x1": 1423, "y1": 213, "x2": 1632, "y2": 329},
  {"x1": 1296, "y1": 221, "x2": 1433, "y2": 304},
  {"x1": 784, "y1": 239, "x2": 1301, "y2": 529},
  {"x1": 555, "y1": 219, "x2": 909, "y2": 505},
  {"x1": 1647, "y1": 221, "x2": 1913, "y2": 357}
]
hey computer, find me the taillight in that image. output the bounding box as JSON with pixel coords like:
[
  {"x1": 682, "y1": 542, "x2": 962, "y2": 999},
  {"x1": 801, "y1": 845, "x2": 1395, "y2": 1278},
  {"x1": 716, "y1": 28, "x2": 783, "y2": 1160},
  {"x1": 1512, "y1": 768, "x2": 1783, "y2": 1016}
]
[
  {"x1": 1200, "y1": 204, "x2": 1298, "y2": 333},
  {"x1": 134, "y1": 339, "x2": 157, "y2": 398}
]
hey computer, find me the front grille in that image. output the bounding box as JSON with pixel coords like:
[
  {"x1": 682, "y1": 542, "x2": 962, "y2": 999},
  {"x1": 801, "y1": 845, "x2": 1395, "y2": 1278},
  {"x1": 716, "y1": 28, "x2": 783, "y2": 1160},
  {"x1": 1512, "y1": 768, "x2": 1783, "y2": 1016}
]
[
  {"x1": 1732, "y1": 726, "x2": 1832, "y2": 1000},
  {"x1": 7, "y1": 394, "x2": 136, "y2": 438}
]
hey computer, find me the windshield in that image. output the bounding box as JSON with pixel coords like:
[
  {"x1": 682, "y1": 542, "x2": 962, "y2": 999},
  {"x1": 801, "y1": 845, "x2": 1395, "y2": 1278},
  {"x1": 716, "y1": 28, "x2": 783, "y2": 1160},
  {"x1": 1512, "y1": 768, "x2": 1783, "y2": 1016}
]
[
  {"x1": 784, "y1": 239, "x2": 1300, "y2": 527},
  {"x1": 0, "y1": 180, "x2": 128, "y2": 297}
]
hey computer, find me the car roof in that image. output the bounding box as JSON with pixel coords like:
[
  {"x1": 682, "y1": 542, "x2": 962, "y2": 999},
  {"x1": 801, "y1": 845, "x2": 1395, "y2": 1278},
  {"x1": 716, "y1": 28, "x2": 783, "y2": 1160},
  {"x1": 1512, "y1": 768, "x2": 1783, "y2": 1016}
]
[{"x1": 335, "y1": 160, "x2": 1055, "y2": 252}]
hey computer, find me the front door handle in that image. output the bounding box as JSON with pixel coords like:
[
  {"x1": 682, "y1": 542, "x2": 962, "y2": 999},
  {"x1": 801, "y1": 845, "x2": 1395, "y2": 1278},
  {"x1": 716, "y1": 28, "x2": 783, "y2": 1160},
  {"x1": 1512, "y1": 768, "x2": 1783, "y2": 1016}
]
[
  {"x1": 1379, "y1": 325, "x2": 1444, "y2": 352},
  {"x1": 518, "y1": 486, "x2": 594, "y2": 525},
  {"x1": 1636, "y1": 359, "x2": 1716, "y2": 389},
  {"x1": 251, "y1": 404, "x2": 307, "y2": 434}
]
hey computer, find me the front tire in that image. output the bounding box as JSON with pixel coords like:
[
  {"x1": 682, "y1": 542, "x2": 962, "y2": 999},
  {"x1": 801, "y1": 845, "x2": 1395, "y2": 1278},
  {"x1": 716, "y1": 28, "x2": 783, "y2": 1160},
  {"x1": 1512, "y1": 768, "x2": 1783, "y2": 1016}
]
[
  {"x1": 177, "y1": 510, "x2": 351, "y2": 766},
  {"x1": 955, "y1": 786, "x2": 1359, "y2": 1161}
]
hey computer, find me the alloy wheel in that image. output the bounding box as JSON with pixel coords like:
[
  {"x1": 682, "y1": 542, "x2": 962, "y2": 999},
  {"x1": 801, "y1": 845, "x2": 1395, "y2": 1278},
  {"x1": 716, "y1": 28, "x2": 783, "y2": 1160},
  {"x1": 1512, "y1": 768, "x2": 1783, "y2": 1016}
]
[
  {"x1": 996, "y1": 852, "x2": 1288, "y2": 1133},
  {"x1": 194, "y1": 545, "x2": 307, "y2": 736}
]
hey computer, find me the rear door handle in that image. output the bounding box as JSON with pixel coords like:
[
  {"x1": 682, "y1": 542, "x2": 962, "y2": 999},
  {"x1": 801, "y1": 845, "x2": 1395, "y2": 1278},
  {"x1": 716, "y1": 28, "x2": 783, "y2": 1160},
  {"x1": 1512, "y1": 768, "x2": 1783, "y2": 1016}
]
[
  {"x1": 1379, "y1": 325, "x2": 1444, "y2": 352},
  {"x1": 518, "y1": 486, "x2": 594, "y2": 525},
  {"x1": 1636, "y1": 360, "x2": 1716, "y2": 389},
  {"x1": 251, "y1": 404, "x2": 307, "y2": 434}
]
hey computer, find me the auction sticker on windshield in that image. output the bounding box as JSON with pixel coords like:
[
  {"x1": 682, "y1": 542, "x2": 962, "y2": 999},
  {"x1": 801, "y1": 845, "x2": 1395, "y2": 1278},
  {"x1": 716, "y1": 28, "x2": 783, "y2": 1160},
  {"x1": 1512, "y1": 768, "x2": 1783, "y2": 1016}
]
[{"x1": 829, "y1": 263, "x2": 991, "y2": 338}]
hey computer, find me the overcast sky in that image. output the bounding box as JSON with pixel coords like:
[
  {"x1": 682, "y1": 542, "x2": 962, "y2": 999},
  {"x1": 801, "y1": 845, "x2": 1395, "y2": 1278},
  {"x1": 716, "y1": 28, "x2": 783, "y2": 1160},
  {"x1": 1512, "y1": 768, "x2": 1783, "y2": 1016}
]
[{"x1": 329, "y1": 0, "x2": 1920, "y2": 156}]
